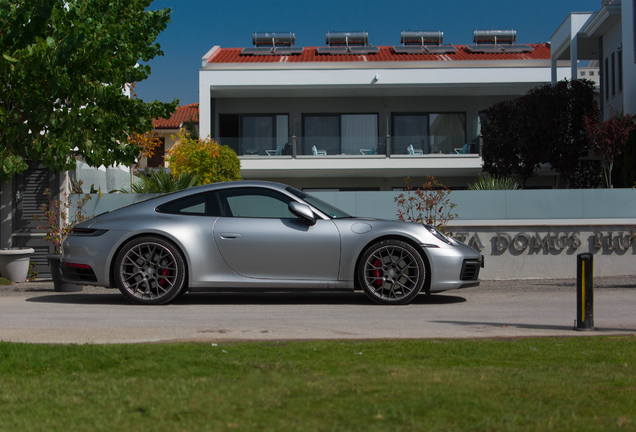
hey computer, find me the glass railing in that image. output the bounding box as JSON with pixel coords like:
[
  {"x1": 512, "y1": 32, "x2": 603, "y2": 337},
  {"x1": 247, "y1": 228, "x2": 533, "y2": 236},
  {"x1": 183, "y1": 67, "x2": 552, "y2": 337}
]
[
  {"x1": 391, "y1": 136, "x2": 478, "y2": 155},
  {"x1": 296, "y1": 137, "x2": 388, "y2": 156},
  {"x1": 219, "y1": 136, "x2": 481, "y2": 157}
]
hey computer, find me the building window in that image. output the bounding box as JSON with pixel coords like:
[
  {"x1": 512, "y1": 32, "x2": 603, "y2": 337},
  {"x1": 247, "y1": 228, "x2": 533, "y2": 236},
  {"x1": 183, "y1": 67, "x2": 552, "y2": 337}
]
[
  {"x1": 605, "y1": 57, "x2": 610, "y2": 100},
  {"x1": 580, "y1": 71, "x2": 586, "y2": 77},
  {"x1": 302, "y1": 114, "x2": 378, "y2": 155},
  {"x1": 392, "y1": 113, "x2": 466, "y2": 155},
  {"x1": 611, "y1": 52, "x2": 616, "y2": 97},
  {"x1": 589, "y1": 71, "x2": 594, "y2": 76},
  {"x1": 219, "y1": 114, "x2": 289, "y2": 156},
  {"x1": 618, "y1": 49, "x2": 623, "y2": 92}
]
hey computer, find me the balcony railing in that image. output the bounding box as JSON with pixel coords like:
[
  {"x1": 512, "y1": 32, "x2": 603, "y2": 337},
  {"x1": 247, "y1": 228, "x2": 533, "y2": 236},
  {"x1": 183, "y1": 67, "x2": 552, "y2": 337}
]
[{"x1": 219, "y1": 136, "x2": 481, "y2": 157}]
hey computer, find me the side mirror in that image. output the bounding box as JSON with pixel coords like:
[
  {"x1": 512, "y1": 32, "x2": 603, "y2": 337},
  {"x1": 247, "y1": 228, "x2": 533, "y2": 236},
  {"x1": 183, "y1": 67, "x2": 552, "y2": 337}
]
[{"x1": 289, "y1": 201, "x2": 316, "y2": 226}]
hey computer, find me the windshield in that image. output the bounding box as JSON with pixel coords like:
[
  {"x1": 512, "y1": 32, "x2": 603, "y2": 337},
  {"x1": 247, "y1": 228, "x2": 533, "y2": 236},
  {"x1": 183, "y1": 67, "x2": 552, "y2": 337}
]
[{"x1": 286, "y1": 187, "x2": 352, "y2": 219}]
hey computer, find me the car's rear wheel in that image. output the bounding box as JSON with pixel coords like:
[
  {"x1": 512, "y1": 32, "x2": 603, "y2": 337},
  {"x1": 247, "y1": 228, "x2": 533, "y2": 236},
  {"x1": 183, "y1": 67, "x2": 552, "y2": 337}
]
[
  {"x1": 358, "y1": 240, "x2": 426, "y2": 305},
  {"x1": 114, "y1": 236, "x2": 186, "y2": 305}
]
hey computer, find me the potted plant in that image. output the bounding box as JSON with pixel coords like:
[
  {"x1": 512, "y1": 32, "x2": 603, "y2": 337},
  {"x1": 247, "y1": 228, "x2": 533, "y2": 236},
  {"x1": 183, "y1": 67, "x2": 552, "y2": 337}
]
[
  {"x1": 0, "y1": 247, "x2": 35, "y2": 283},
  {"x1": 34, "y1": 184, "x2": 93, "y2": 292}
]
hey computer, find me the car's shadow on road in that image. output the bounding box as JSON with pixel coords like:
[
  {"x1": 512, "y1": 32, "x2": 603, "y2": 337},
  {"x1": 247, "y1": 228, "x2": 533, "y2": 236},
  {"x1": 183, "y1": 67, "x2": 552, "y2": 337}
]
[{"x1": 25, "y1": 290, "x2": 467, "y2": 306}]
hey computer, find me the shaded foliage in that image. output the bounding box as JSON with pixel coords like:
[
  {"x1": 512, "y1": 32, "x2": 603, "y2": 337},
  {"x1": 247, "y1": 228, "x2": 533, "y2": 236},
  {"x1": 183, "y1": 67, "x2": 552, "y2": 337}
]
[
  {"x1": 481, "y1": 79, "x2": 597, "y2": 188},
  {"x1": 614, "y1": 126, "x2": 636, "y2": 188},
  {"x1": 584, "y1": 112, "x2": 634, "y2": 188}
]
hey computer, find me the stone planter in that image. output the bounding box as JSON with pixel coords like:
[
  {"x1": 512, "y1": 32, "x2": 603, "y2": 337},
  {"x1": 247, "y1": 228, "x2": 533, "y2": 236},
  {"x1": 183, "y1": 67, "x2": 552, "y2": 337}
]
[
  {"x1": 0, "y1": 248, "x2": 35, "y2": 283},
  {"x1": 47, "y1": 254, "x2": 83, "y2": 292}
]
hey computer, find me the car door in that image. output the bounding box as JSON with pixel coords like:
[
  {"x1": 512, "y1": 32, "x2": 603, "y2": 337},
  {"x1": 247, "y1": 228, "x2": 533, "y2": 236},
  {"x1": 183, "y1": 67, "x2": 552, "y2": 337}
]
[{"x1": 213, "y1": 187, "x2": 341, "y2": 280}]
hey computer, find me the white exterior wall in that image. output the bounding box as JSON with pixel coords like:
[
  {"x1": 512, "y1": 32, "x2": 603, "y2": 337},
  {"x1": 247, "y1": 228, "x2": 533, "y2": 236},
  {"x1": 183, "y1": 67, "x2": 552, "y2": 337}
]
[
  {"x1": 622, "y1": 0, "x2": 636, "y2": 115},
  {"x1": 602, "y1": 20, "x2": 625, "y2": 116},
  {"x1": 199, "y1": 64, "x2": 567, "y2": 139}
]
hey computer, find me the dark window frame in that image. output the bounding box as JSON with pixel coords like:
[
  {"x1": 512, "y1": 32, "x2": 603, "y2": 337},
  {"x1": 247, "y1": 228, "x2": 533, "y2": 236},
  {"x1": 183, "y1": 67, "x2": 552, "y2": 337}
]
[
  {"x1": 301, "y1": 112, "x2": 380, "y2": 155},
  {"x1": 391, "y1": 112, "x2": 468, "y2": 155},
  {"x1": 611, "y1": 52, "x2": 616, "y2": 97}
]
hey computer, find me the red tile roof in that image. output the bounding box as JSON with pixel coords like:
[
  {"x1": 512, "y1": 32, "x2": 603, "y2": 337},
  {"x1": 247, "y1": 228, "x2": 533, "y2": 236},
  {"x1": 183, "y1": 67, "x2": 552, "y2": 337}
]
[
  {"x1": 153, "y1": 103, "x2": 199, "y2": 129},
  {"x1": 205, "y1": 44, "x2": 551, "y2": 65}
]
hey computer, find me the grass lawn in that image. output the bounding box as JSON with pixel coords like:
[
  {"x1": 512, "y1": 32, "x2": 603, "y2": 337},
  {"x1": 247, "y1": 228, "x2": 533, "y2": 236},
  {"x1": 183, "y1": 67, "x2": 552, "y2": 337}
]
[{"x1": 0, "y1": 336, "x2": 635, "y2": 431}]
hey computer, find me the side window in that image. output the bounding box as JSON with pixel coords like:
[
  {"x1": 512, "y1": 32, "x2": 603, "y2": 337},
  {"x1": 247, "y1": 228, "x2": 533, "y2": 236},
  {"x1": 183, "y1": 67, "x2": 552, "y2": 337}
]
[
  {"x1": 217, "y1": 188, "x2": 296, "y2": 218},
  {"x1": 156, "y1": 192, "x2": 221, "y2": 216}
]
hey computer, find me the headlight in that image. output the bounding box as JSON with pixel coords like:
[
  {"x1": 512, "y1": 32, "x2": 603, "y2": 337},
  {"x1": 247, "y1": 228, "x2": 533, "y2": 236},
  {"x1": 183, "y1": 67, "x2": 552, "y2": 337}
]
[{"x1": 425, "y1": 225, "x2": 452, "y2": 245}]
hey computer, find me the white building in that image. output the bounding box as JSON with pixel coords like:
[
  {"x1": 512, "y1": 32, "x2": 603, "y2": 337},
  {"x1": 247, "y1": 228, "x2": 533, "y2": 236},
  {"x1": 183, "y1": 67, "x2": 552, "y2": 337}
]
[
  {"x1": 199, "y1": 30, "x2": 570, "y2": 191},
  {"x1": 551, "y1": 0, "x2": 636, "y2": 119}
]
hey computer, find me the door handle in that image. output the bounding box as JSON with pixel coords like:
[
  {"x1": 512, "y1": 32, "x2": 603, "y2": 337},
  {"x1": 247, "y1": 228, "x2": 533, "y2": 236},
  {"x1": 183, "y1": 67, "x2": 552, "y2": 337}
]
[{"x1": 219, "y1": 232, "x2": 243, "y2": 239}]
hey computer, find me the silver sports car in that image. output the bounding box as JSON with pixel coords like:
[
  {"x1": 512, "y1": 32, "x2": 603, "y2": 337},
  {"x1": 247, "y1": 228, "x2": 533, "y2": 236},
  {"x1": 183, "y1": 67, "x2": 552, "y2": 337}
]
[{"x1": 61, "y1": 181, "x2": 483, "y2": 305}]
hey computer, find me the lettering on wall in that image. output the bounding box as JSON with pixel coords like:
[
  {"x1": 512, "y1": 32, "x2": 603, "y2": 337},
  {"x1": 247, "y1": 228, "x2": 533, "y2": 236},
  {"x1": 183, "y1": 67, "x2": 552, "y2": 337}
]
[{"x1": 452, "y1": 232, "x2": 635, "y2": 254}]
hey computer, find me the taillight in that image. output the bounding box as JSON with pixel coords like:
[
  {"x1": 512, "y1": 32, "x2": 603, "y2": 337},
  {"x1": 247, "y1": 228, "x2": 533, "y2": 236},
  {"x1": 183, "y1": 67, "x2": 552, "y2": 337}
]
[
  {"x1": 68, "y1": 228, "x2": 107, "y2": 236},
  {"x1": 62, "y1": 262, "x2": 92, "y2": 269}
]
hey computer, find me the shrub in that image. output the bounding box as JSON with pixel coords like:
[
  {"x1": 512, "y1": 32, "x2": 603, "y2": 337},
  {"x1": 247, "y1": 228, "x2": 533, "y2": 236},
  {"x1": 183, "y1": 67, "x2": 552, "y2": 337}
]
[
  {"x1": 468, "y1": 174, "x2": 519, "y2": 190},
  {"x1": 166, "y1": 130, "x2": 241, "y2": 185},
  {"x1": 395, "y1": 176, "x2": 457, "y2": 234},
  {"x1": 33, "y1": 187, "x2": 92, "y2": 253},
  {"x1": 128, "y1": 168, "x2": 199, "y2": 193}
]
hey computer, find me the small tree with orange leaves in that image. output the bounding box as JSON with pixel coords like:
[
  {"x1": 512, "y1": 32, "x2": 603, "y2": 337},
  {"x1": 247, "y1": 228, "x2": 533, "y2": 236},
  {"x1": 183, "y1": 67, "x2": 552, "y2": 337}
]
[
  {"x1": 128, "y1": 131, "x2": 162, "y2": 163},
  {"x1": 166, "y1": 129, "x2": 241, "y2": 185}
]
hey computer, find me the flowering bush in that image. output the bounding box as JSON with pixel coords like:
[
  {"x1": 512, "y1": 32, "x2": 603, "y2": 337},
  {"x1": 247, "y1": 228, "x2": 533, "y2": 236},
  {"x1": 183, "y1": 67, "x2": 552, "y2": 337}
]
[
  {"x1": 395, "y1": 176, "x2": 457, "y2": 234},
  {"x1": 33, "y1": 188, "x2": 93, "y2": 253},
  {"x1": 166, "y1": 130, "x2": 241, "y2": 185}
]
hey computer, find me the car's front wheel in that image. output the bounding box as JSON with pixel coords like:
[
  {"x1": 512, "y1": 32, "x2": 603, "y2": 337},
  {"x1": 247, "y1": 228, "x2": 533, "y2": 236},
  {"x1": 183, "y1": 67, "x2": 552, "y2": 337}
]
[
  {"x1": 114, "y1": 236, "x2": 186, "y2": 305},
  {"x1": 357, "y1": 240, "x2": 426, "y2": 305}
]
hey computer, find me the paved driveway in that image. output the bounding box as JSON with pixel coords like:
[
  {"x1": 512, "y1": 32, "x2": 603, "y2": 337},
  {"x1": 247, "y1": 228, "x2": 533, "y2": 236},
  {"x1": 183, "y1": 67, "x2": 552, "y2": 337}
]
[{"x1": 0, "y1": 277, "x2": 634, "y2": 344}]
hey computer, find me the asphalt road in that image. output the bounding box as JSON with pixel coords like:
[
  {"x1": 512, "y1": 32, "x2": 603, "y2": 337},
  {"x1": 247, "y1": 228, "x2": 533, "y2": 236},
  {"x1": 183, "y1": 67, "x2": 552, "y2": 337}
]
[{"x1": 1, "y1": 277, "x2": 635, "y2": 344}]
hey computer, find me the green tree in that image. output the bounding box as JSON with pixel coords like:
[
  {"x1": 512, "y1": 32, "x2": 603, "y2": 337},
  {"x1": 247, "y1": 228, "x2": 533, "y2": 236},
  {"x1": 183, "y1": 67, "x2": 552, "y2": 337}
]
[
  {"x1": 166, "y1": 130, "x2": 242, "y2": 185},
  {"x1": 0, "y1": 0, "x2": 178, "y2": 183}
]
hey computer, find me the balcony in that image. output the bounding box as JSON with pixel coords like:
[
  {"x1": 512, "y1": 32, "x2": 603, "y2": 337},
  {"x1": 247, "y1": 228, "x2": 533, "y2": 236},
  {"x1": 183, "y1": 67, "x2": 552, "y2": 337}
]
[
  {"x1": 219, "y1": 136, "x2": 483, "y2": 180},
  {"x1": 219, "y1": 136, "x2": 481, "y2": 158}
]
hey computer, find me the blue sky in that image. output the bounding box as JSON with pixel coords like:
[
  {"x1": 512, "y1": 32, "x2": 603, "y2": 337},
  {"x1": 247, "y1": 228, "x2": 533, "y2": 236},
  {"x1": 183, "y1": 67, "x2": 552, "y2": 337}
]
[{"x1": 134, "y1": 0, "x2": 602, "y2": 106}]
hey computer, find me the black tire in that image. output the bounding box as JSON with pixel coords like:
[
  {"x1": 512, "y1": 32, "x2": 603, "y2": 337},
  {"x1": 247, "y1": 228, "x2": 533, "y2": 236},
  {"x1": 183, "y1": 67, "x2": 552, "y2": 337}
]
[
  {"x1": 357, "y1": 240, "x2": 426, "y2": 305},
  {"x1": 114, "y1": 236, "x2": 187, "y2": 305}
]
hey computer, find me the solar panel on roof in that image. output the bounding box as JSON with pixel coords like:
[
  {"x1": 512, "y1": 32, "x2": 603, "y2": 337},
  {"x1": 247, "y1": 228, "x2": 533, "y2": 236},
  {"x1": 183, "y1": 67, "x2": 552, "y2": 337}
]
[
  {"x1": 317, "y1": 47, "x2": 349, "y2": 55},
  {"x1": 465, "y1": 44, "x2": 533, "y2": 54},
  {"x1": 273, "y1": 47, "x2": 304, "y2": 55},
  {"x1": 392, "y1": 45, "x2": 457, "y2": 55},
  {"x1": 241, "y1": 47, "x2": 303, "y2": 56},
  {"x1": 465, "y1": 45, "x2": 505, "y2": 53},
  {"x1": 425, "y1": 45, "x2": 458, "y2": 54},
  {"x1": 317, "y1": 46, "x2": 379, "y2": 55},
  {"x1": 393, "y1": 46, "x2": 426, "y2": 54},
  {"x1": 501, "y1": 45, "x2": 534, "y2": 53},
  {"x1": 241, "y1": 47, "x2": 274, "y2": 55},
  {"x1": 349, "y1": 46, "x2": 379, "y2": 54}
]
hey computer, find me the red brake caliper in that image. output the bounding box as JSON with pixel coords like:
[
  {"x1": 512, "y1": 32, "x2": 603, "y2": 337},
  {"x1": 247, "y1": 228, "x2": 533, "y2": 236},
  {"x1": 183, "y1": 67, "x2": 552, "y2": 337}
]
[
  {"x1": 372, "y1": 259, "x2": 382, "y2": 288},
  {"x1": 158, "y1": 269, "x2": 170, "y2": 287}
]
